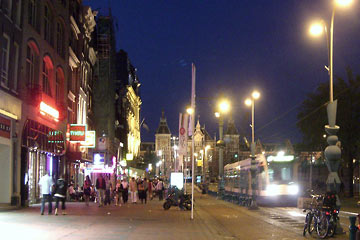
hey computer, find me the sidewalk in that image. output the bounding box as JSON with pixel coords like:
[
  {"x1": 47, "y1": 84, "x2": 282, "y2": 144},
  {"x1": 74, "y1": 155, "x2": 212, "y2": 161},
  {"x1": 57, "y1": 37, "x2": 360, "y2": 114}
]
[{"x1": 0, "y1": 192, "x2": 307, "y2": 240}]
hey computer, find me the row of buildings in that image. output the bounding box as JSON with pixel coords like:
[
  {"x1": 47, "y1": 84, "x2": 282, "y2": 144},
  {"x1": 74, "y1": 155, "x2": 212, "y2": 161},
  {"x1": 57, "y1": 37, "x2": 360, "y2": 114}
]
[{"x1": 0, "y1": 0, "x2": 141, "y2": 207}]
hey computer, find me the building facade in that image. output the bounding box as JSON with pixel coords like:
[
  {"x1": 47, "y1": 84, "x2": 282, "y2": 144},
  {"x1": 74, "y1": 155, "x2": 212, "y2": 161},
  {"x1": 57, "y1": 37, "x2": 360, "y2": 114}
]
[
  {"x1": 19, "y1": 0, "x2": 69, "y2": 205},
  {"x1": 155, "y1": 111, "x2": 171, "y2": 178},
  {"x1": 0, "y1": 0, "x2": 23, "y2": 206}
]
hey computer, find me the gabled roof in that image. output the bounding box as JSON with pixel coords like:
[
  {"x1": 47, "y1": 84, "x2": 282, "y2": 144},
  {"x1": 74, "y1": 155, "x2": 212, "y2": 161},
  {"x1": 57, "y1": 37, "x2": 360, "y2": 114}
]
[{"x1": 156, "y1": 111, "x2": 171, "y2": 134}]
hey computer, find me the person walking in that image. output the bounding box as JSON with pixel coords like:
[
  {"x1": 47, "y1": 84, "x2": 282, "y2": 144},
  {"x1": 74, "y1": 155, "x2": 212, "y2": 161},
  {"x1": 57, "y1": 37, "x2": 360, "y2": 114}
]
[
  {"x1": 83, "y1": 176, "x2": 92, "y2": 206},
  {"x1": 129, "y1": 177, "x2": 137, "y2": 204},
  {"x1": 121, "y1": 179, "x2": 129, "y2": 204},
  {"x1": 143, "y1": 178, "x2": 148, "y2": 204},
  {"x1": 39, "y1": 171, "x2": 54, "y2": 215},
  {"x1": 54, "y1": 174, "x2": 67, "y2": 215},
  {"x1": 156, "y1": 179, "x2": 164, "y2": 201},
  {"x1": 138, "y1": 180, "x2": 145, "y2": 204},
  {"x1": 148, "y1": 180, "x2": 153, "y2": 200},
  {"x1": 96, "y1": 174, "x2": 106, "y2": 207},
  {"x1": 104, "y1": 175, "x2": 112, "y2": 206},
  {"x1": 114, "y1": 179, "x2": 122, "y2": 206}
]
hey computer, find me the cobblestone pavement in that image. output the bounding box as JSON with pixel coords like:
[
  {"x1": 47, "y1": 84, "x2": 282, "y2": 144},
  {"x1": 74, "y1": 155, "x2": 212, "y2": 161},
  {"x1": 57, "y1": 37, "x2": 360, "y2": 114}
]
[{"x1": 0, "y1": 192, "x2": 348, "y2": 240}]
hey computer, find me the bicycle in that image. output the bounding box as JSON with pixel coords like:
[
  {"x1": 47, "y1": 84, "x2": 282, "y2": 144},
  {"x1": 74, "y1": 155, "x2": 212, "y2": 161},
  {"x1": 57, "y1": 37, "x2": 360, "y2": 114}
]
[{"x1": 303, "y1": 191, "x2": 329, "y2": 239}]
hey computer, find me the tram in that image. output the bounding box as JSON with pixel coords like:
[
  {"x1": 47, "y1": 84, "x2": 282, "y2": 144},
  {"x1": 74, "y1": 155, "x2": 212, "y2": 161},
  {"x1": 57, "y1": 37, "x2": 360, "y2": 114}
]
[{"x1": 224, "y1": 153, "x2": 299, "y2": 205}]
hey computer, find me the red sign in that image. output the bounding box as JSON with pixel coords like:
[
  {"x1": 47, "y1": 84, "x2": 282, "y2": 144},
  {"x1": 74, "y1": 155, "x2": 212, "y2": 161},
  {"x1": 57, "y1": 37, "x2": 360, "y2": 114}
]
[
  {"x1": 0, "y1": 116, "x2": 10, "y2": 139},
  {"x1": 69, "y1": 124, "x2": 86, "y2": 142}
]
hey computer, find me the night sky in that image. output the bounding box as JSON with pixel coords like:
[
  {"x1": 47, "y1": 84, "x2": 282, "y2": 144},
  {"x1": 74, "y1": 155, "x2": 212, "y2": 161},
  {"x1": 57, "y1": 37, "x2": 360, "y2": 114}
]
[{"x1": 84, "y1": 0, "x2": 360, "y2": 144}]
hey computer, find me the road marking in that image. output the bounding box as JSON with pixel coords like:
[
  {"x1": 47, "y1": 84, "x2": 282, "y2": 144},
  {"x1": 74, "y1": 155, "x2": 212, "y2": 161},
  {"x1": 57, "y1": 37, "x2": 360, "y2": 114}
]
[{"x1": 341, "y1": 211, "x2": 358, "y2": 216}]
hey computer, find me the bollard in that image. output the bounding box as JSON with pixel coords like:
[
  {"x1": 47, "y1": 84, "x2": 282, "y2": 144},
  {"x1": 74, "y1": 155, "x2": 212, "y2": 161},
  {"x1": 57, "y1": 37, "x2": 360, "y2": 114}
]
[{"x1": 349, "y1": 216, "x2": 357, "y2": 240}]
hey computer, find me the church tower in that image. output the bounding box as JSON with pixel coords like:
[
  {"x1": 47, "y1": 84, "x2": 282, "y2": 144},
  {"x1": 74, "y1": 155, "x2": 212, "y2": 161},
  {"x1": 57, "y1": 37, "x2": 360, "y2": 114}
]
[{"x1": 155, "y1": 111, "x2": 171, "y2": 178}]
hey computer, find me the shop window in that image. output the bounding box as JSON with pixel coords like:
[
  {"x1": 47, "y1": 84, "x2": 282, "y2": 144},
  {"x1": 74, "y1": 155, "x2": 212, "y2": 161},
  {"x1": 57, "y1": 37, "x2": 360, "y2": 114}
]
[{"x1": 0, "y1": 33, "x2": 10, "y2": 87}]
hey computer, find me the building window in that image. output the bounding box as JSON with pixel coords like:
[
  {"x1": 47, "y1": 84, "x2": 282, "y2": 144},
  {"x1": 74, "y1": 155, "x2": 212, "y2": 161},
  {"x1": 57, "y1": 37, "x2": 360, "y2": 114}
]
[
  {"x1": 1, "y1": 34, "x2": 10, "y2": 87},
  {"x1": 55, "y1": 69, "x2": 64, "y2": 104},
  {"x1": 26, "y1": 45, "x2": 37, "y2": 87},
  {"x1": 42, "y1": 59, "x2": 52, "y2": 97},
  {"x1": 44, "y1": 5, "x2": 53, "y2": 45},
  {"x1": 13, "y1": 42, "x2": 19, "y2": 91},
  {"x1": 15, "y1": 0, "x2": 22, "y2": 27},
  {"x1": 3, "y1": 0, "x2": 12, "y2": 17},
  {"x1": 56, "y1": 22, "x2": 64, "y2": 58},
  {"x1": 28, "y1": 0, "x2": 36, "y2": 27}
]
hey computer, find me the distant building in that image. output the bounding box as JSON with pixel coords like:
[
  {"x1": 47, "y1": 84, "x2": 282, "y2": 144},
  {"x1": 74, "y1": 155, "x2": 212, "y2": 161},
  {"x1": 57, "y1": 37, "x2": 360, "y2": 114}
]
[{"x1": 155, "y1": 111, "x2": 171, "y2": 178}]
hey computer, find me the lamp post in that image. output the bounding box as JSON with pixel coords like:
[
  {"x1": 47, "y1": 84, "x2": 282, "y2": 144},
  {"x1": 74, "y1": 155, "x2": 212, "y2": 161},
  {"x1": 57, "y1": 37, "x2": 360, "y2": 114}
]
[
  {"x1": 245, "y1": 90, "x2": 260, "y2": 210},
  {"x1": 215, "y1": 99, "x2": 230, "y2": 198},
  {"x1": 309, "y1": 0, "x2": 352, "y2": 198}
]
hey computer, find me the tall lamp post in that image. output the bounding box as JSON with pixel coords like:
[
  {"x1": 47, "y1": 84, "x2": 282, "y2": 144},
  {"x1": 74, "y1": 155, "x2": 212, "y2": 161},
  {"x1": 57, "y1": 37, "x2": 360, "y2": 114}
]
[
  {"x1": 245, "y1": 90, "x2": 260, "y2": 210},
  {"x1": 309, "y1": 0, "x2": 352, "y2": 199},
  {"x1": 215, "y1": 99, "x2": 230, "y2": 198}
]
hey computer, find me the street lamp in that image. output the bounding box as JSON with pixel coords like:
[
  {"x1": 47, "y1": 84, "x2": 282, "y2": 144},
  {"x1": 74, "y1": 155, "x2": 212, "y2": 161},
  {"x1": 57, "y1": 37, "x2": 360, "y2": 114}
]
[
  {"x1": 308, "y1": 0, "x2": 352, "y2": 195},
  {"x1": 245, "y1": 90, "x2": 260, "y2": 210},
  {"x1": 215, "y1": 98, "x2": 231, "y2": 197}
]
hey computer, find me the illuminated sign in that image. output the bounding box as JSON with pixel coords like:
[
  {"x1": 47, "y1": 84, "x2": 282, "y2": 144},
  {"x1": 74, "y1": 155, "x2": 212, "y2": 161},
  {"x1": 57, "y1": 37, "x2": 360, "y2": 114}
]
[
  {"x1": 170, "y1": 172, "x2": 184, "y2": 190},
  {"x1": 197, "y1": 159, "x2": 203, "y2": 167},
  {"x1": 80, "y1": 131, "x2": 96, "y2": 148},
  {"x1": 40, "y1": 101, "x2": 59, "y2": 121},
  {"x1": 126, "y1": 153, "x2": 133, "y2": 161},
  {"x1": 69, "y1": 124, "x2": 86, "y2": 142},
  {"x1": 47, "y1": 130, "x2": 63, "y2": 143},
  {"x1": 267, "y1": 155, "x2": 294, "y2": 162},
  {"x1": 94, "y1": 152, "x2": 105, "y2": 165},
  {"x1": 0, "y1": 116, "x2": 10, "y2": 139}
]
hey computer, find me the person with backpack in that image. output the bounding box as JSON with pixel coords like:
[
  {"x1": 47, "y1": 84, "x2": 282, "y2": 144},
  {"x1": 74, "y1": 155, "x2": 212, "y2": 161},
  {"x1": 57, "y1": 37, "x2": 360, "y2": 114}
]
[{"x1": 54, "y1": 174, "x2": 67, "y2": 215}]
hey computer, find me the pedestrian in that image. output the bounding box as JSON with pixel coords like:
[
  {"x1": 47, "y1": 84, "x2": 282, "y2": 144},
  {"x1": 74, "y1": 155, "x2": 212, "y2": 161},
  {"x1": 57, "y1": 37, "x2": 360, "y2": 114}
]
[
  {"x1": 115, "y1": 179, "x2": 122, "y2": 206},
  {"x1": 54, "y1": 174, "x2": 67, "y2": 215},
  {"x1": 156, "y1": 179, "x2": 164, "y2": 201},
  {"x1": 83, "y1": 175, "x2": 92, "y2": 206},
  {"x1": 39, "y1": 171, "x2": 54, "y2": 215},
  {"x1": 148, "y1": 179, "x2": 153, "y2": 200},
  {"x1": 129, "y1": 177, "x2": 137, "y2": 204},
  {"x1": 138, "y1": 180, "x2": 145, "y2": 204},
  {"x1": 121, "y1": 178, "x2": 129, "y2": 204},
  {"x1": 96, "y1": 174, "x2": 106, "y2": 207},
  {"x1": 104, "y1": 175, "x2": 112, "y2": 206},
  {"x1": 143, "y1": 178, "x2": 148, "y2": 204}
]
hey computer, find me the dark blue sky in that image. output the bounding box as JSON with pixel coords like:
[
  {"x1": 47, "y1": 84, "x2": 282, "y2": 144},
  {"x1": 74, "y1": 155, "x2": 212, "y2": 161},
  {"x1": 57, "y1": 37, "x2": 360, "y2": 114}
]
[{"x1": 84, "y1": 0, "x2": 360, "y2": 144}]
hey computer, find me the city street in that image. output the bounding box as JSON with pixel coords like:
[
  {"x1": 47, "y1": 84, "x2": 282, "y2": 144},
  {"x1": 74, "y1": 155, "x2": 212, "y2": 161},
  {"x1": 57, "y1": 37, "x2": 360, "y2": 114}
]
[{"x1": 0, "y1": 189, "x2": 350, "y2": 240}]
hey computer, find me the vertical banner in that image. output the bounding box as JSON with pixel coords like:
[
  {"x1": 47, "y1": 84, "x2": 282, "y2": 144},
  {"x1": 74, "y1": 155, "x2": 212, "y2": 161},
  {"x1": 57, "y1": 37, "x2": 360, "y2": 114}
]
[{"x1": 178, "y1": 113, "x2": 188, "y2": 155}]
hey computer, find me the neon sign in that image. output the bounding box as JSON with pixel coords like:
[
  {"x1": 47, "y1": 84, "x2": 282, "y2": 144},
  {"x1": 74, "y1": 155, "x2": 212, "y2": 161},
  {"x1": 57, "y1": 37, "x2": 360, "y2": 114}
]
[
  {"x1": 69, "y1": 124, "x2": 86, "y2": 142},
  {"x1": 47, "y1": 130, "x2": 63, "y2": 143},
  {"x1": 40, "y1": 101, "x2": 59, "y2": 121}
]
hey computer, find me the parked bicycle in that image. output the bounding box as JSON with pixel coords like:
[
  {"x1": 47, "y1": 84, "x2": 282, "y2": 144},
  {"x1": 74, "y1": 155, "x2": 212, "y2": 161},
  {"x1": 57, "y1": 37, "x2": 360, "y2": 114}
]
[{"x1": 303, "y1": 190, "x2": 330, "y2": 239}]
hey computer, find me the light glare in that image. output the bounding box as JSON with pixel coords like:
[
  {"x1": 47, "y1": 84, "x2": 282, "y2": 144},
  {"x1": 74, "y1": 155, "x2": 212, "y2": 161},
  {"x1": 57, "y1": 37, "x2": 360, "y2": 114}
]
[
  {"x1": 309, "y1": 23, "x2": 324, "y2": 36},
  {"x1": 335, "y1": 0, "x2": 353, "y2": 7},
  {"x1": 245, "y1": 98, "x2": 252, "y2": 106},
  {"x1": 219, "y1": 100, "x2": 230, "y2": 113},
  {"x1": 252, "y1": 91, "x2": 260, "y2": 99}
]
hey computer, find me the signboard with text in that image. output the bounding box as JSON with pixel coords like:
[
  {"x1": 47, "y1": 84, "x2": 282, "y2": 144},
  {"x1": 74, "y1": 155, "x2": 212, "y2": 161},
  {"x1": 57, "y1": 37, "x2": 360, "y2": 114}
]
[
  {"x1": 69, "y1": 124, "x2": 86, "y2": 142},
  {"x1": 80, "y1": 131, "x2": 96, "y2": 148},
  {"x1": 0, "y1": 116, "x2": 10, "y2": 139}
]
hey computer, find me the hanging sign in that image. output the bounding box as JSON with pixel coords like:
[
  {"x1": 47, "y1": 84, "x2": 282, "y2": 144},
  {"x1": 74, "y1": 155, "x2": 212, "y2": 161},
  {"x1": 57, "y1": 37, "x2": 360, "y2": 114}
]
[
  {"x1": 69, "y1": 124, "x2": 87, "y2": 142},
  {"x1": 80, "y1": 131, "x2": 96, "y2": 148}
]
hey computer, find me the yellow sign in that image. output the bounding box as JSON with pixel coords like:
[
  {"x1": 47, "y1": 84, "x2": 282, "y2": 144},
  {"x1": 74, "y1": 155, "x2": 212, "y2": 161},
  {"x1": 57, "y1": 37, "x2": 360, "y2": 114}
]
[
  {"x1": 80, "y1": 131, "x2": 96, "y2": 148},
  {"x1": 197, "y1": 160, "x2": 203, "y2": 167}
]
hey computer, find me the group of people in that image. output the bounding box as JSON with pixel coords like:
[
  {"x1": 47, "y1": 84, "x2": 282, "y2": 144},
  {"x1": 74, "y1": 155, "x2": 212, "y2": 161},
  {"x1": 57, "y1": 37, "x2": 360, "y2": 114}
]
[{"x1": 39, "y1": 171, "x2": 169, "y2": 215}]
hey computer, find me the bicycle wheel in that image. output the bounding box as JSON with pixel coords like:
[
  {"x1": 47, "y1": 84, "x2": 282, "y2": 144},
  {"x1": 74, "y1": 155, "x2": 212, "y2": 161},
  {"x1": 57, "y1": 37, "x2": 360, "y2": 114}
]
[
  {"x1": 308, "y1": 213, "x2": 315, "y2": 235},
  {"x1": 328, "y1": 215, "x2": 337, "y2": 237},
  {"x1": 303, "y1": 212, "x2": 311, "y2": 236},
  {"x1": 316, "y1": 213, "x2": 329, "y2": 239}
]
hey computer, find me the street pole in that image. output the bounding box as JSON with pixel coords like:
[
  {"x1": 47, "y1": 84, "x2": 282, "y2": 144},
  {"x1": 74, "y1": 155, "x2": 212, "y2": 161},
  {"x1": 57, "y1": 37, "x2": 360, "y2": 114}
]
[
  {"x1": 218, "y1": 115, "x2": 225, "y2": 197},
  {"x1": 249, "y1": 99, "x2": 258, "y2": 210},
  {"x1": 190, "y1": 63, "x2": 196, "y2": 220}
]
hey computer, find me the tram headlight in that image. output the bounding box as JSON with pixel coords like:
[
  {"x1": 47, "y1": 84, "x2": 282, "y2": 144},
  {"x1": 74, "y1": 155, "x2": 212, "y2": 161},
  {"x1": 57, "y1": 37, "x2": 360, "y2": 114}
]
[
  {"x1": 288, "y1": 184, "x2": 299, "y2": 195},
  {"x1": 266, "y1": 184, "x2": 280, "y2": 196}
]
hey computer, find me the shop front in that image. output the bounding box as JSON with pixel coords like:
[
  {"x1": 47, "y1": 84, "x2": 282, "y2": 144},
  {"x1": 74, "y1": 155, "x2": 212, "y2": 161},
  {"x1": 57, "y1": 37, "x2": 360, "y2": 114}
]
[{"x1": 21, "y1": 119, "x2": 65, "y2": 205}]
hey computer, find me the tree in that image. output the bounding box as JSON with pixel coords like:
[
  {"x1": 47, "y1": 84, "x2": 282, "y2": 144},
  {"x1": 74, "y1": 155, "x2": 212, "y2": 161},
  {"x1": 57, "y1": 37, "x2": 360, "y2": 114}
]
[{"x1": 297, "y1": 68, "x2": 360, "y2": 196}]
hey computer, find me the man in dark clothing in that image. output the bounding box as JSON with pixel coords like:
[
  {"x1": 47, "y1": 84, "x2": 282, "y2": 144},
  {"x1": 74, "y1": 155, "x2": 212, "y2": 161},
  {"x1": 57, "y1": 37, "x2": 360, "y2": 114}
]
[
  {"x1": 96, "y1": 174, "x2": 106, "y2": 207},
  {"x1": 54, "y1": 174, "x2": 67, "y2": 215}
]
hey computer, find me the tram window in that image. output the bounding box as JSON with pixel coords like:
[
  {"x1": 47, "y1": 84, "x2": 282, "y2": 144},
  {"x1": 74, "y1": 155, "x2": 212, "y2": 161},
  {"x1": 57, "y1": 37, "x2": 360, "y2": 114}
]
[{"x1": 268, "y1": 162, "x2": 293, "y2": 183}]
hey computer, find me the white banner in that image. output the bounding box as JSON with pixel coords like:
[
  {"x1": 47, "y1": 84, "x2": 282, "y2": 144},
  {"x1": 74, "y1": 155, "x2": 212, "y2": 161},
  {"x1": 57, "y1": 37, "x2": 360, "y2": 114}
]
[{"x1": 178, "y1": 113, "x2": 188, "y2": 155}]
